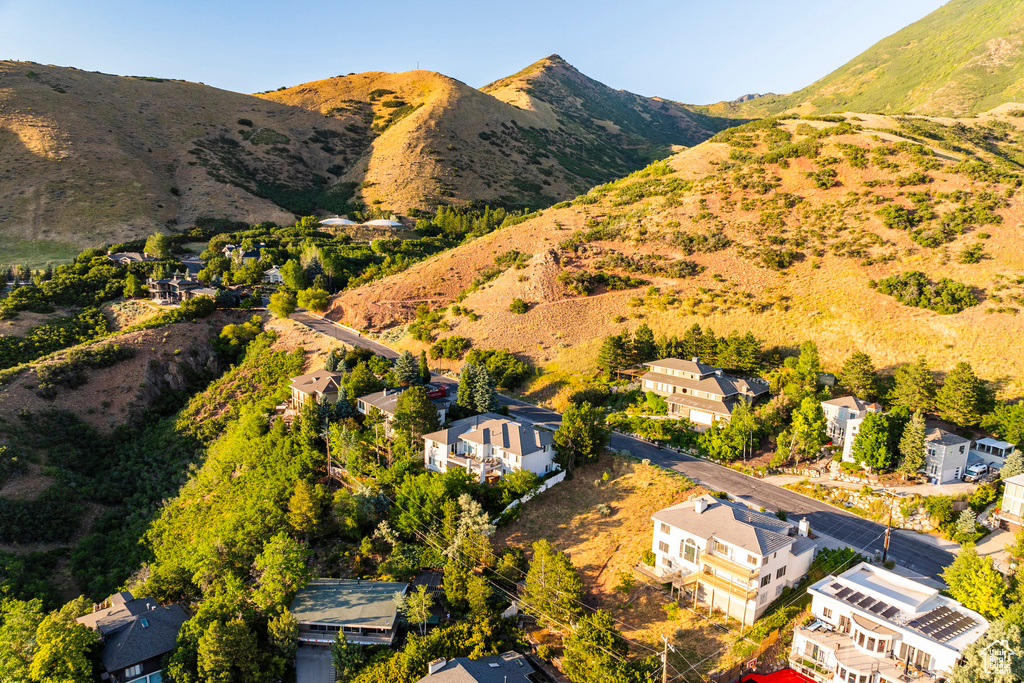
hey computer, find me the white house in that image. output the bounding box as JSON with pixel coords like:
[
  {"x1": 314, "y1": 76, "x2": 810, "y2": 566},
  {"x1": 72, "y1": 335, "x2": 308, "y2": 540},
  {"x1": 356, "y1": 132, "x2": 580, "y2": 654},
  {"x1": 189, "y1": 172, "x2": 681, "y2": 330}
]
[
  {"x1": 649, "y1": 494, "x2": 815, "y2": 625},
  {"x1": 994, "y1": 473, "x2": 1024, "y2": 531},
  {"x1": 640, "y1": 358, "x2": 769, "y2": 426},
  {"x1": 423, "y1": 414, "x2": 557, "y2": 482},
  {"x1": 970, "y1": 437, "x2": 1017, "y2": 469},
  {"x1": 924, "y1": 429, "x2": 970, "y2": 484},
  {"x1": 263, "y1": 265, "x2": 284, "y2": 284},
  {"x1": 821, "y1": 396, "x2": 882, "y2": 448},
  {"x1": 790, "y1": 562, "x2": 988, "y2": 683}
]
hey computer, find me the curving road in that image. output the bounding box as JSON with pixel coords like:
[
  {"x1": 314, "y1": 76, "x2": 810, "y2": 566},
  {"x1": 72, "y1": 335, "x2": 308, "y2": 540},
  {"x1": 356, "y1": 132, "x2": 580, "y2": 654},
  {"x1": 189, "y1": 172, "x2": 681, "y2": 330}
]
[{"x1": 291, "y1": 311, "x2": 955, "y2": 580}]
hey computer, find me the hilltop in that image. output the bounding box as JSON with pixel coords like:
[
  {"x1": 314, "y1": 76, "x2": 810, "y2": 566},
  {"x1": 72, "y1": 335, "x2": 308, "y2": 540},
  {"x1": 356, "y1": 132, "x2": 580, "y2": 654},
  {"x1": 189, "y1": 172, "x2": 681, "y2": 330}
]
[
  {"x1": 724, "y1": 0, "x2": 1024, "y2": 117},
  {"x1": 0, "y1": 57, "x2": 733, "y2": 263},
  {"x1": 258, "y1": 55, "x2": 733, "y2": 211},
  {"x1": 326, "y1": 109, "x2": 1024, "y2": 397}
]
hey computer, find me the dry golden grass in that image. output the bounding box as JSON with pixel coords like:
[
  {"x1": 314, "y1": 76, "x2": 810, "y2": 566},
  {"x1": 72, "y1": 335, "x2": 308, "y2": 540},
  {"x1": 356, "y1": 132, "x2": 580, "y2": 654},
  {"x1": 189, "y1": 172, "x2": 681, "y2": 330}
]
[
  {"x1": 331, "y1": 110, "x2": 1024, "y2": 400},
  {"x1": 494, "y1": 455, "x2": 747, "y2": 678}
]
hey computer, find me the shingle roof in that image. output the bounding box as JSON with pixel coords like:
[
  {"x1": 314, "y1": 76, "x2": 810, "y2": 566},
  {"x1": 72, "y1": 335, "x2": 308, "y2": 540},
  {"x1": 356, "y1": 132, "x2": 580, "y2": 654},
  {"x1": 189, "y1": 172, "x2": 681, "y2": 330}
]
[
  {"x1": 416, "y1": 652, "x2": 535, "y2": 683},
  {"x1": 645, "y1": 358, "x2": 720, "y2": 376},
  {"x1": 821, "y1": 396, "x2": 882, "y2": 412},
  {"x1": 290, "y1": 370, "x2": 346, "y2": 396},
  {"x1": 642, "y1": 370, "x2": 768, "y2": 399},
  {"x1": 424, "y1": 413, "x2": 508, "y2": 446},
  {"x1": 459, "y1": 419, "x2": 553, "y2": 457},
  {"x1": 290, "y1": 579, "x2": 407, "y2": 628},
  {"x1": 925, "y1": 428, "x2": 970, "y2": 447},
  {"x1": 652, "y1": 495, "x2": 795, "y2": 556},
  {"x1": 665, "y1": 393, "x2": 735, "y2": 417},
  {"x1": 76, "y1": 593, "x2": 187, "y2": 673},
  {"x1": 358, "y1": 387, "x2": 451, "y2": 416}
]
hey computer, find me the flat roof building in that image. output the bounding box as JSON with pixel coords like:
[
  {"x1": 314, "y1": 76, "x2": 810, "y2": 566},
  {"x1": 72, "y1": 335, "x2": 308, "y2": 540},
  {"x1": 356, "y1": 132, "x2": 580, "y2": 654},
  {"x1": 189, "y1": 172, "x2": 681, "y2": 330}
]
[{"x1": 290, "y1": 579, "x2": 408, "y2": 646}]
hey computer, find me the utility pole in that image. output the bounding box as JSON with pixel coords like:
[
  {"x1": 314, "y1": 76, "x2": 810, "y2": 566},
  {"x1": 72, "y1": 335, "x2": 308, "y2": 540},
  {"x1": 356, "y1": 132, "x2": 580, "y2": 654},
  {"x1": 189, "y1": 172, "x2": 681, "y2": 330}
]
[
  {"x1": 661, "y1": 634, "x2": 669, "y2": 683},
  {"x1": 882, "y1": 488, "x2": 893, "y2": 563}
]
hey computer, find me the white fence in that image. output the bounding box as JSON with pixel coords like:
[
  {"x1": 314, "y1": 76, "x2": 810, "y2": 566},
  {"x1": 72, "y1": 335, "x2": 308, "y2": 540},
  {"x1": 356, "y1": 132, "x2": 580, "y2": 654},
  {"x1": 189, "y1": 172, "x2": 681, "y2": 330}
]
[{"x1": 500, "y1": 470, "x2": 567, "y2": 516}]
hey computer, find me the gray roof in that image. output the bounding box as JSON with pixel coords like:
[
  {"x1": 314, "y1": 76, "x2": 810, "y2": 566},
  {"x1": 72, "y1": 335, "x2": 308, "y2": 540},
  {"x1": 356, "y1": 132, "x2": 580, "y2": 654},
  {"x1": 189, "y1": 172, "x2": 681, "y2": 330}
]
[
  {"x1": 1004, "y1": 474, "x2": 1024, "y2": 488},
  {"x1": 424, "y1": 413, "x2": 508, "y2": 446},
  {"x1": 925, "y1": 428, "x2": 970, "y2": 447},
  {"x1": 290, "y1": 579, "x2": 407, "y2": 628},
  {"x1": 642, "y1": 370, "x2": 769, "y2": 400},
  {"x1": 645, "y1": 358, "x2": 719, "y2": 376},
  {"x1": 821, "y1": 396, "x2": 882, "y2": 412},
  {"x1": 76, "y1": 593, "x2": 187, "y2": 673},
  {"x1": 460, "y1": 418, "x2": 553, "y2": 457},
  {"x1": 358, "y1": 387, "x2": 451, "y2": 416},
  {"x1": 665, "y1": 392, "x2": 736, "y2": 417},
  {"x1": 791, "y1": 535, "x2": 816, "y2": 557},
  {"x1": 417, "y1": 652, "x2": 535, "y2": 683},
  {"x1": 652, "y1": 495, "x2": 795, "y2": 556}
]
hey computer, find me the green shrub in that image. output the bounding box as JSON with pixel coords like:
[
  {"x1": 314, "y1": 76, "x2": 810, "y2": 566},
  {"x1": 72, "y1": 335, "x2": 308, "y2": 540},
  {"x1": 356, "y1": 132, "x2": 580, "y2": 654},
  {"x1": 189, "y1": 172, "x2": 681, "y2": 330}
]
[
  {"x1": 873, "y1": 271, "x2": 977, "y2": 314},
  {"x1": 509, "y1": 298, "x2": 529, "y2": 314}
]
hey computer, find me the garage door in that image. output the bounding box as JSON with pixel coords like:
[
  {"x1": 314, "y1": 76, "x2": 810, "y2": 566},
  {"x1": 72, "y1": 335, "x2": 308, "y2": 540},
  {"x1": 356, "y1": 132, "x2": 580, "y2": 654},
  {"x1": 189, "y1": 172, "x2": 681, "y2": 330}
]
[{"x1": 690, "y1": 410, "x2": 714, "y2": 426}]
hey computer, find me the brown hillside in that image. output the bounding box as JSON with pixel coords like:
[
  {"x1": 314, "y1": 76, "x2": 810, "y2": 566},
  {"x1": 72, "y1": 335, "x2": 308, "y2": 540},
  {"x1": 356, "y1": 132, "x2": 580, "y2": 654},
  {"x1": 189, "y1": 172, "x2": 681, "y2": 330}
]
[
  {"x1": 260, "y1": 56, "x2": 734, "y2": 212},
  {"x1": 0, "y1": 61, "x2": 373, "y2": 256},
  {"x1": 327, "y1": 111, "x2": 1024, "y2": 397}
]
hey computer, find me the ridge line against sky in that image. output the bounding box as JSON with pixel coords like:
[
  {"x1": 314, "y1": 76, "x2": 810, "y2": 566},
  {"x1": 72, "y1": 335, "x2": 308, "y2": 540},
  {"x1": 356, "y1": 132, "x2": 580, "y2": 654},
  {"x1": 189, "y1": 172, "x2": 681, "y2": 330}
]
[{"x1": 0, "y1": 0, "x2": 948, "y2": 104}]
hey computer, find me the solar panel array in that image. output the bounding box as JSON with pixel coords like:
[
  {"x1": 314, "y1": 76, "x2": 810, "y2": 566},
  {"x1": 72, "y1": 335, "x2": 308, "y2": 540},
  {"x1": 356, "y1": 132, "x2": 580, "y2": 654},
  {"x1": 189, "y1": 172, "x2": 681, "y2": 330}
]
[
  {"x1": 829, "y1": 583, "x2": 900, "y2": 623},
  {"x1": 907, "y1": 606, "x2": 979, "y2": 643}
]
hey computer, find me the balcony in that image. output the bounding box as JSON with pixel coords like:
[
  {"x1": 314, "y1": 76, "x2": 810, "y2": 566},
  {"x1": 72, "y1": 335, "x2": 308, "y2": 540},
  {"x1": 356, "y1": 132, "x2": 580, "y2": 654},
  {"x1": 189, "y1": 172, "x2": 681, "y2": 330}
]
[
  {"x1": 697, "y1": 569, "x2": 758, "y2": 601},
  {"x1": 794, "y1": 627, "x2": 938, "y2": 683},
  {"x1": 700, "y1": 550, "x2": 759, "y2": 581}
]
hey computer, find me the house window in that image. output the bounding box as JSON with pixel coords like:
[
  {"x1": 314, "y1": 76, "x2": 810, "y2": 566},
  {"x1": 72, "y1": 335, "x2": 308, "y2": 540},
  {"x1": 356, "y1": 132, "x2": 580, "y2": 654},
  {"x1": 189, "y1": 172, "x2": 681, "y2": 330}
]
[
  {"x1": 662, "y1": 556, "x2": 672, "y2": 567},
  {"x1": 714, "y1": 541, "x2": 729, "y2": 557},
  {"x1": 857, "y1": 632, "x2": 865, "y2": 647},
  {"x1": 682, "y1": 540, "x2": 697, "y2": 564},
  {"x1": 877, "y1": 639, "x2": 886, "y2": 653},
  {"x1": 866, "y1": 637, "x2": 876, "y2": 651},
  {"x1": 760, "y1": 575, "x2": 771, "y2": 587},
  {"x1": 658, "y1": 541, "x2": 669, "y2": 553},
  {"x1": 660, "y1": 523, "x2": 671, "y2": 535},
  {"x1": 838, "y1": 668, "x2": 847, "y2": 680},
  {"x1": 747, "y1": 554, "x2": 758, "y2": 566},
  {"x1": 125, "y1": 665, "x2": 143, "y2": 680},
  {"x1": 775, "y1": 585, "x2": 783, "y2": 596},
  {"x1": 776, "y1": 566, "x2": 787, "y2": 579},
  {"x1": 823, "y1": 607, "x2": 833, "y2": 619},
  {"x1": 759, "y1": 592, "x2": 768, "y2": 604}
]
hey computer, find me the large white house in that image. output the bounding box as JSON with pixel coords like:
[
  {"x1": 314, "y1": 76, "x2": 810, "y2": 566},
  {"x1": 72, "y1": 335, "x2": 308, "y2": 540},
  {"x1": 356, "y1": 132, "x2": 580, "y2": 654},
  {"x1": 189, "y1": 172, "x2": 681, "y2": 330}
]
[
  {"x1": 790, "y1": 562, "x2": 988, "y2": 683},
  {"x1": 995, "y1": 473, "x2": 1024, "y2": 531},
  {"x1": 423, "y1": 414, "x2": 557, "y2": 482},
  {"x1": 924, "y1": 429, "x2": 970, "y2": 484},
  {"x1": 640, "y1": 358, "x2": 769, "y2": 426},
  {"x1": 821, "y1": 396, "x2": 882, "y2": 449},
  {"x1": 649, "y1": 494, "x2": 815, "y2": 625}
]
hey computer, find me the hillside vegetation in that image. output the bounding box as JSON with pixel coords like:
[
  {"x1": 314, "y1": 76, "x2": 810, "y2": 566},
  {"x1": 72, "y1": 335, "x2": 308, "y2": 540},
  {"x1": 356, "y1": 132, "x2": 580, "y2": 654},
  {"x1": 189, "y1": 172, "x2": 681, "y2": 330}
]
[
  {"x1": 259, "y1": 55, "x2": 733, "y2": 212},
  {"x1": 725, "y1": 0, "x2": 1024, "y2": 117},
  {"x1": 0, "y1": 57, "x2": 732, "y2": 259},
  {"x1": 326, "y1": 109, "x2": 1024, "y2": 397}
]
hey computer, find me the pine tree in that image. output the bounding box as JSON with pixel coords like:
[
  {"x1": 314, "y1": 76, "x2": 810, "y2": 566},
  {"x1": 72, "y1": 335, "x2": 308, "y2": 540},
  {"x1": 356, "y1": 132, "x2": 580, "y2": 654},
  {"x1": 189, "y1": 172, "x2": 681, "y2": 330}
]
[
  {"x1": 596, "y1": 333, "x2": 629, "y2": 375},
  {"x1": 630, "y1": 323, "x2": 657, "y2": 363},
  {"x1": 681, "y1": 323, "x2": 702, "y2": 359},
  {"x1": 897, "y1": 411, "x2": 927, "y2": 479},
  {"x1": 839, "y1": 351, "x2": 879, "y2": 400},
  {"x1": 472, "y1": 367, "x2": 497, "y2": 413},
  {"x1": 523, "y1": 540, "x2": 584, "y2": 628},
  {"x1": 1002, "y1": 449, "x2": 1024, "y2": 478},
  {"x1": 392, "y1": 386, "x2": 441, "y2": 439},
  {"x1": 394, "y1": 350, "x2": 421, "y2": 386},
  {"x1": 891, "y1": 355, "x2": 936, "y2": 414},
  {"x1": 457, "y1": 363, "x2": 479, "y2": 412},
  {"x1": 955, "y1": 509, "x2": 978, "y2": 538},
  {"x1": 419, "y1": 350, "x2": 431, "y2": 385},
  {"x1": 331, "y1": 632, "x2": 364, "y2": 682},
  {"x1": 334, "y1": 390, "x2": 356, "y2": 419},
  {"x1": 795, "y1": 341, "x2": 822, "y2": 391},
  {"x1": 287, "y1": 480, "x2": 321, "y2": 539},
  {"x1": 698, "y1": 328, "x2": 718, "y2": 364},
  {"x1": 936, "y1": 362, "x2": 983, "y2": 428},
  {"x1": 324, "y1": 349, "x2": 340, "y2": 372}
]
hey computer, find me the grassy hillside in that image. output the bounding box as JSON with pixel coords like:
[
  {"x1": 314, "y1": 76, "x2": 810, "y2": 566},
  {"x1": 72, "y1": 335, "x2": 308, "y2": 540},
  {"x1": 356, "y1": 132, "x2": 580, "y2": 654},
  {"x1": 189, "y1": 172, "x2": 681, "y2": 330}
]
[
  {"x1": 725, "y1": 0, "x2": 1024, "y2": 117},
  {"x1": 259, "y1": 55, "x2": 735, "y2": 212},
  {"x1": 0, "y1": 61, "x2": 373, "y2": 254},
  {"x1": 327, "y1": 109, "x2": 1024, "y2": 398}
]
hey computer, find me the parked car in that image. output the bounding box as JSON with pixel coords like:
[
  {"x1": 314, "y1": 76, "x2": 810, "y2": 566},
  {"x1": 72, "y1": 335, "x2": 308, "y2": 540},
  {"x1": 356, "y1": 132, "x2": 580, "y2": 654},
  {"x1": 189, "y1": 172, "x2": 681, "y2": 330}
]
[{"x1": 964, "y1": 463, "x2": 989, "y2": 482}]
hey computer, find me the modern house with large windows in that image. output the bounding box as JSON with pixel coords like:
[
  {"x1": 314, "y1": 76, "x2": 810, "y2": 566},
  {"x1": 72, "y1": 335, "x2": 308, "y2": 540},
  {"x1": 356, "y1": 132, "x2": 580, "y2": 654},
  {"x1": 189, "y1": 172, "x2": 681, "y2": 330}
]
[
  {"x1": 821, "y1": 396, "x2": 882, "y2": 449},
  {"x1": 789, "y1": 562, "x2": 987, "y2": 683},
  {"x1": 648, "y1": 494, "x2": 815, "y2": 625},
  {"x1": 995, "y1": 473, "x2": 1024, "y2": 531},
  {"x1": 423, "y1": 414, "x2": 557, "y2": 482},
  {"x1": 356, "y1": 384, "x2": 452, "y2": 437},
  {"x1": 640, "y1": 358, "x2": 769, "y2": 426},
  {"x1": 924, "y1": 428, "x2": 970, "y2": 485}
]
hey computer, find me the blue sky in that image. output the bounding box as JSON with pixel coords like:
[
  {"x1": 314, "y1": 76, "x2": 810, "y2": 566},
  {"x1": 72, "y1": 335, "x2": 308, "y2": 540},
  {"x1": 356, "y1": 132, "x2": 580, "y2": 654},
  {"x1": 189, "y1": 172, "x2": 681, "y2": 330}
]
[{"x1": 0, "y1": 0, "x2": 948, "y2": 104}]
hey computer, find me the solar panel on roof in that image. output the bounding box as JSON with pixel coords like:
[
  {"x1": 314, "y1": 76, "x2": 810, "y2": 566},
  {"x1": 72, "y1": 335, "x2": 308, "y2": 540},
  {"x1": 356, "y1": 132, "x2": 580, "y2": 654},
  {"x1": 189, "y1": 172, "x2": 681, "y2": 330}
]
[
  {"x1": 848, "y1": 592, "x2": 865, "y2": 603},
  {"x1": 830, "y1": 582, "x2": 843, "y2": 590},
  {"x1": 882, "y1": 606, "x2": 899, "y2": 619},
  {"x1": 868, "y1": 601, "x2": 888, "y2": 614},
  {"x1": 836, "y1": 587, "x2": 853, "y2": 599},
  {"x1": 858, "y1": 595, "x2": 877, "y2": 608}
]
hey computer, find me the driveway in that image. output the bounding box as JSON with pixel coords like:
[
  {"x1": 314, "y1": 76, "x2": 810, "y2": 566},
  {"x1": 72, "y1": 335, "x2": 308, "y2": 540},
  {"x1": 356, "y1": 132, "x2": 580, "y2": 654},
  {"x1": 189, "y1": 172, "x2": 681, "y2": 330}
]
[
  {"x1": 295, "y1": 644, "x2": 334, "y2": 683},
  {"x1": 290, "y1": 314, "x2": 957, "y2": 580}
]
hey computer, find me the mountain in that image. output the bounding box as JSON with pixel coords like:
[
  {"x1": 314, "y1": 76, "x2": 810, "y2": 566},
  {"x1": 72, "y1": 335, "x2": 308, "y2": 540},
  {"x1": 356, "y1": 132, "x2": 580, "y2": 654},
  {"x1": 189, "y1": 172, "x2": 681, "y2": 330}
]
[
  {"x1": 325, "y1": 110, "x2": 1024, "y2": 398},
  {"x1": 727, "y1": 0, "x2": 1024, "y2": 117},
  {"x1": 258, "y1": 55, "x2": 734, "y2": 213},
  {"x1": 0, "y1": 57, "x2": 732, "y2": 260}
]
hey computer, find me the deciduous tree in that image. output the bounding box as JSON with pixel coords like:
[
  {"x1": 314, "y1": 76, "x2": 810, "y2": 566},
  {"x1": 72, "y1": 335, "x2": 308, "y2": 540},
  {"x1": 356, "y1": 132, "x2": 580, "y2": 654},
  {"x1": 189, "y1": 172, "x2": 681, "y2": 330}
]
[
  {"x1": 297, "y1": 287, "x2": 330, "y2": 312},
  {"x1": 30, "y1": 603, "x2": 98, "y2": 683},
  {"x1": 851, "y1": 411, "x2": 895, "y2": 471},
  {"x1": 554, "y1": 402, "x2": 609, "y2": 472},
  {"x1": 144, "y1": 232, "x2": 172, "y2": 259},
  {"x1": 940, "y1": 544, "x2": 1006, "y2": 620},
  {"x1": 268, "y1": 290, "x2": 297, "y2": 319},
  {"x1": 252, "y1": 533, "x2": 311, "y2": 611},
  {"x1": 392, "y1": 385, "x2": 441, "y2": 440}
]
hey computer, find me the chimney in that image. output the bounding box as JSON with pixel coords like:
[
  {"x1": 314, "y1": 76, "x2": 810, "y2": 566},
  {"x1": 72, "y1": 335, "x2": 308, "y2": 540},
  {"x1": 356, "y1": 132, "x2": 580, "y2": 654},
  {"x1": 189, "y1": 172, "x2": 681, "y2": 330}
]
[
  {"x1": 798, "y1": 518, "x2": 810, "y2": 538},
  {"x1": 691, "y1": 357, "x2": 699, "y2": 363},
  {"x1": 428, "y1": 658, "x2": 447, "y2": 675},
  {"x1": 693, "y1": 498, "x2": 707, "y2": 514}
]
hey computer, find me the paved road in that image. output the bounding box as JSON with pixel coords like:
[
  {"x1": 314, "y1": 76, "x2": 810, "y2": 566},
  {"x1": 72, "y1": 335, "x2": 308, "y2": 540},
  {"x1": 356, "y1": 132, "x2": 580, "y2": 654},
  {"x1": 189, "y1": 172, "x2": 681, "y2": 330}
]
[{"x1": 291, "y1": 313, "x2": 955, "y2": 580}]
